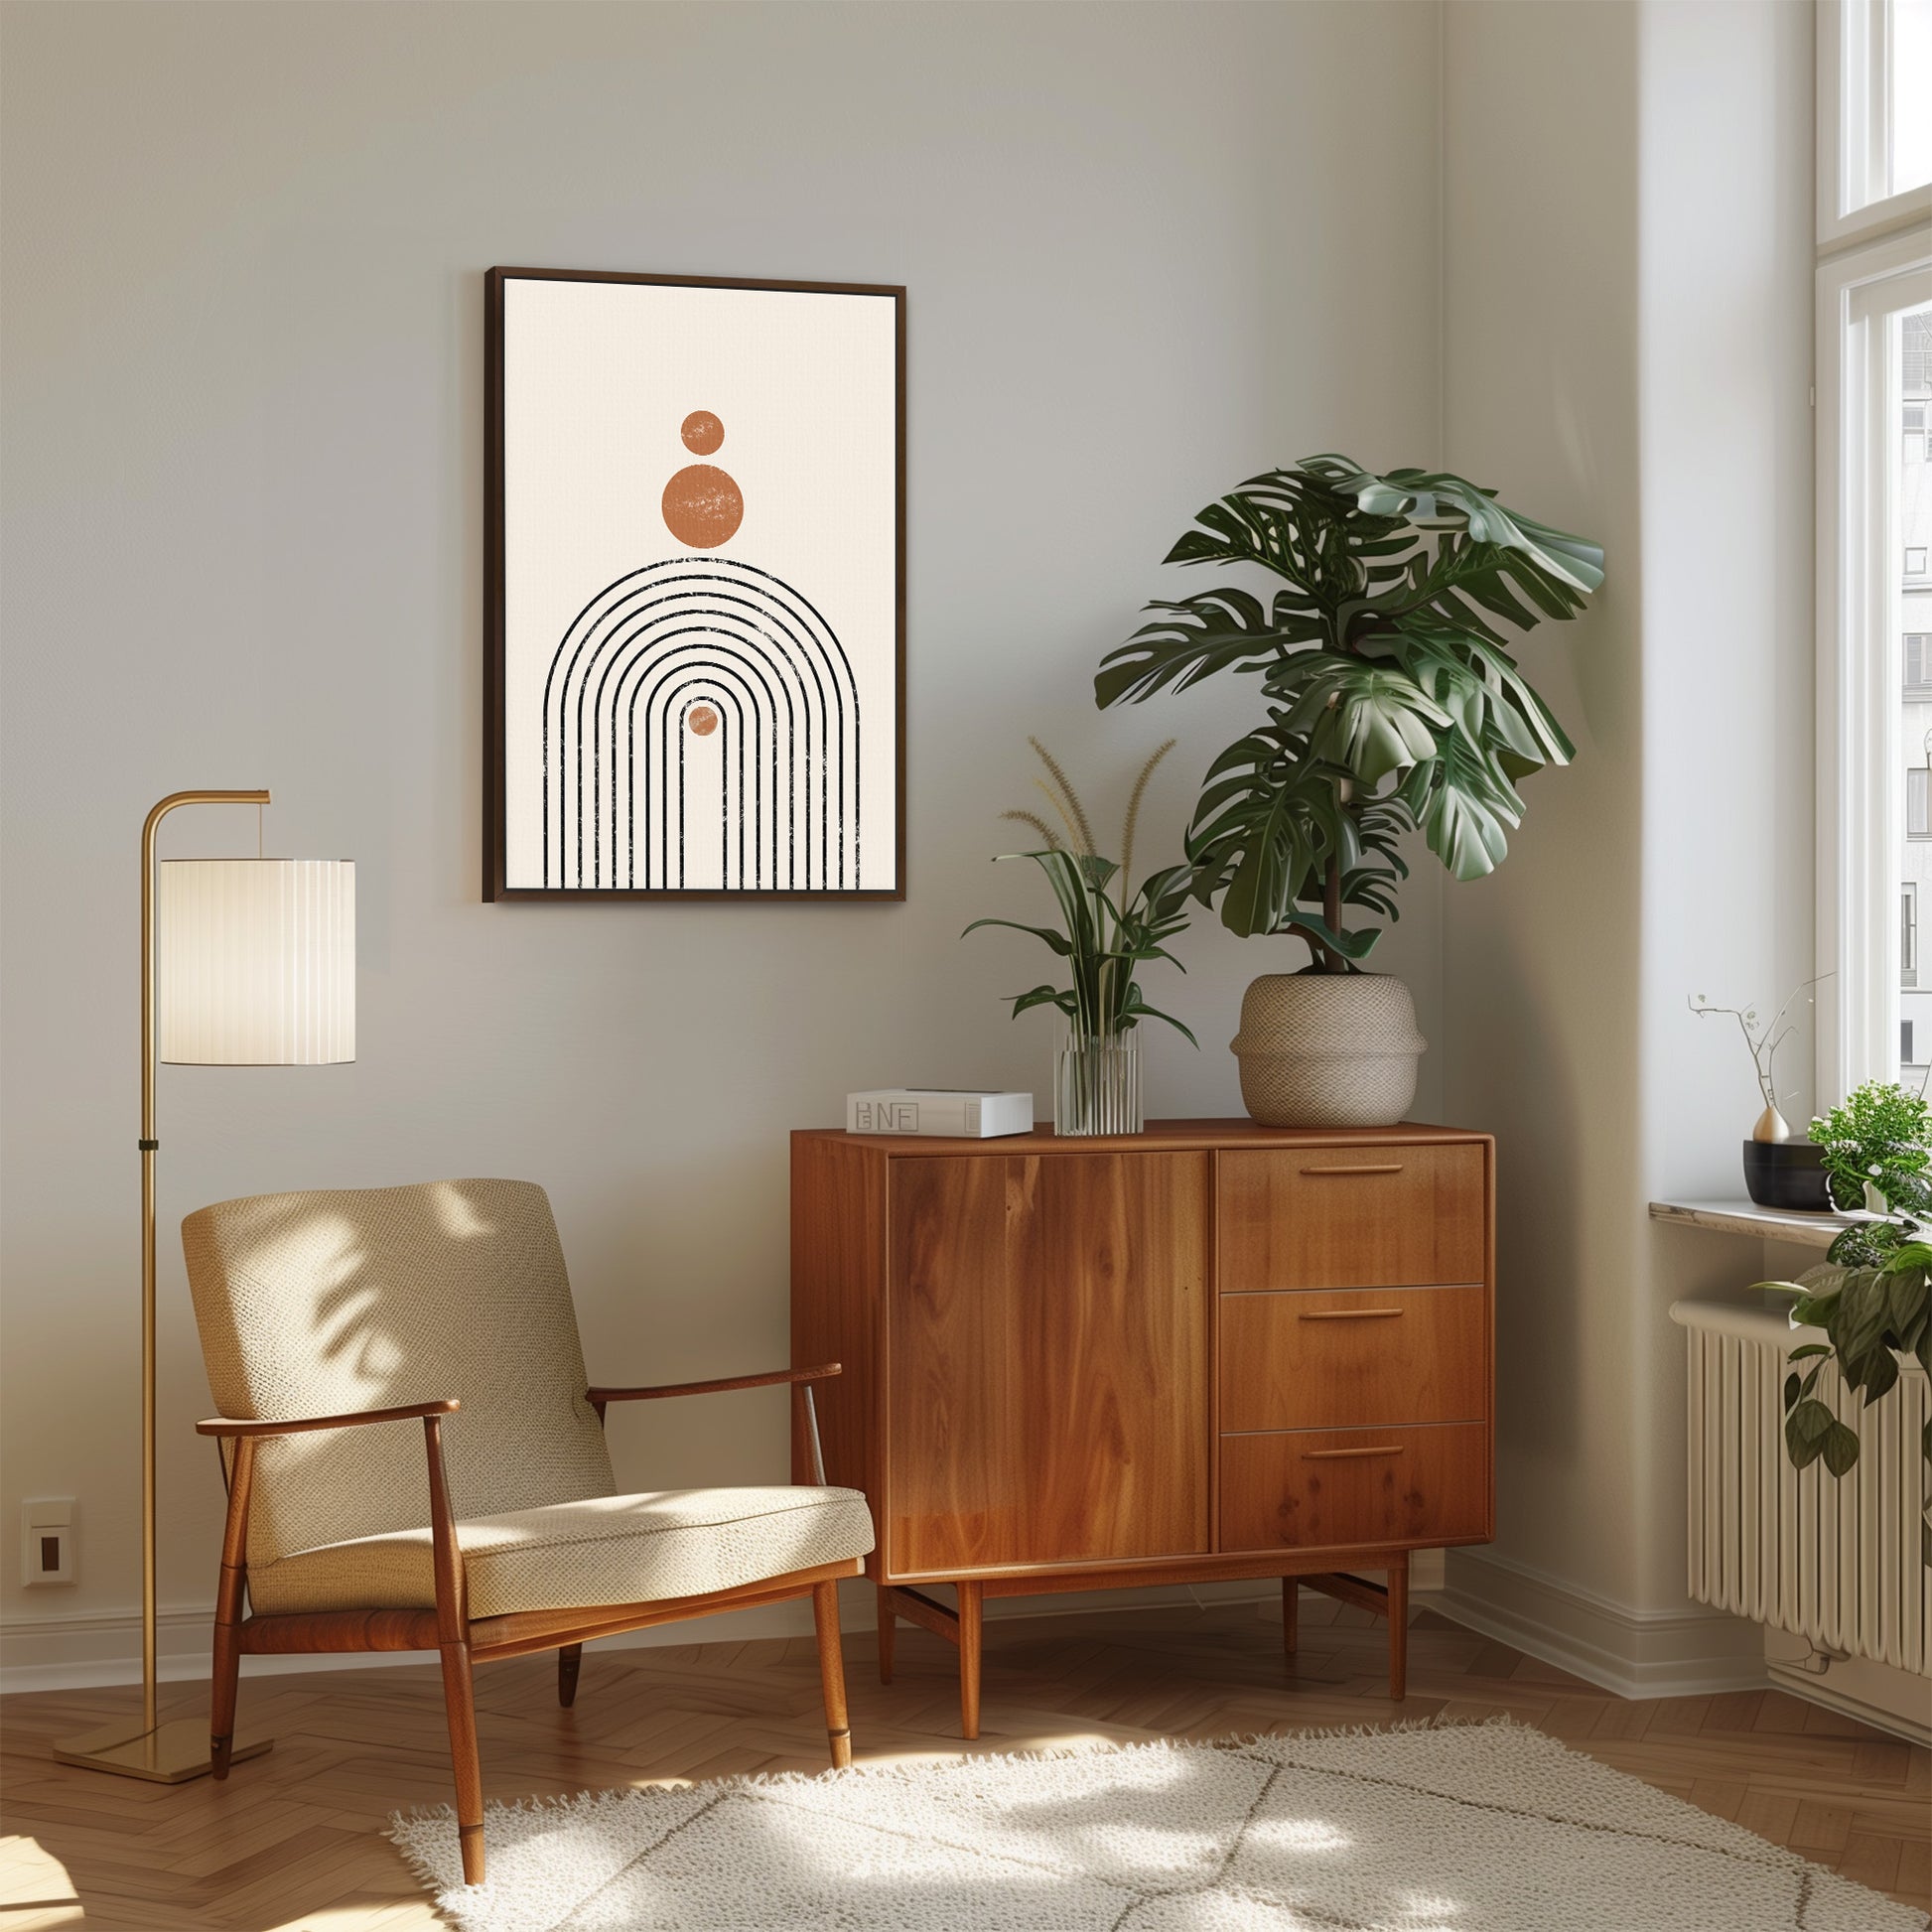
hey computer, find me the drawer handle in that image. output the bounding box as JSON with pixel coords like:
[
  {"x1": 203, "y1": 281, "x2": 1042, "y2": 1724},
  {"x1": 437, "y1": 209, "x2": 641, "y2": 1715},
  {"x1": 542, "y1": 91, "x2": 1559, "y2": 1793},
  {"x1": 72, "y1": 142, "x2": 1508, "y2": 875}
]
[
  {"x1": 1299, "y1": 1164, "x2": 1405, "y2": 1176},
  {"x1": 1302, "y1": 1445, "x2": 1405, "y2": 1459},
  {"x1": 1299, "y1": 1308, "x2": 1405, "y2": 1320}
]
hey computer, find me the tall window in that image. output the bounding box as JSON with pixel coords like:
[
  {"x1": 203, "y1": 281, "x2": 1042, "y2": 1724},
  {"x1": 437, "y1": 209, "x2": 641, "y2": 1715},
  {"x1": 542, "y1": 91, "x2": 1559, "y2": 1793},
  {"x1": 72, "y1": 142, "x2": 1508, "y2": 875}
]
[{"x1": 1818, "y1": 3, "x2": 1932, "y2": 1096}]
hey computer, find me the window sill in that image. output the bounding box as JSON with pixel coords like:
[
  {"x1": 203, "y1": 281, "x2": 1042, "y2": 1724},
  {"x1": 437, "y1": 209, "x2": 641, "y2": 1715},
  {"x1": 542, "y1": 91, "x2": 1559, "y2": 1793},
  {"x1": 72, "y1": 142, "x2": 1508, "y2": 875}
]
[{"x1": 1648, "y1": 1197, "x2": 1853, "y2": 1249}]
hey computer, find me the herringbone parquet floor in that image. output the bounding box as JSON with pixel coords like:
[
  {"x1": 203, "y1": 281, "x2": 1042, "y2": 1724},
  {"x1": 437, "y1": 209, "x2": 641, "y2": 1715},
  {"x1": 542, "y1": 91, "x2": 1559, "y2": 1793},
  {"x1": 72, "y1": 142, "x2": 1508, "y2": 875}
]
[{"x1": 1, "y1": 1594, "x2": 1925, "y2": 1930}]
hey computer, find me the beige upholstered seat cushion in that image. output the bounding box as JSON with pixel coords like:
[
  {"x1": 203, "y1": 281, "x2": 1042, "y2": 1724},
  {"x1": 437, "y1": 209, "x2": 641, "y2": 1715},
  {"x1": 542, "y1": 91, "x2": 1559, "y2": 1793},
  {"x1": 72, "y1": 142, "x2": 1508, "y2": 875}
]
[{"x1": 245, "y1": 1484, "x2": 875, "y2": 1619}]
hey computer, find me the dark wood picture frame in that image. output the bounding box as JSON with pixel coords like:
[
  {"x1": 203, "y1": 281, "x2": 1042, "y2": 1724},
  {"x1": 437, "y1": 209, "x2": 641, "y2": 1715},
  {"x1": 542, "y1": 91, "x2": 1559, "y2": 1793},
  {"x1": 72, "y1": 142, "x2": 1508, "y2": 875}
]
[{"x1": 483, "y1": 266, "x2": 906, "y2": 903}]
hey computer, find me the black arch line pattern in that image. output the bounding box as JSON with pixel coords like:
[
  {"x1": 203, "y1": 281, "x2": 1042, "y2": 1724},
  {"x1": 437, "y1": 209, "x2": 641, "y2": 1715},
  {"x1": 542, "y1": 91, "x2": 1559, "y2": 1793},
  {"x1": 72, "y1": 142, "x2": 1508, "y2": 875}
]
[{"x1": 542, "y1": 558, "x2": 862, "y2": 891}]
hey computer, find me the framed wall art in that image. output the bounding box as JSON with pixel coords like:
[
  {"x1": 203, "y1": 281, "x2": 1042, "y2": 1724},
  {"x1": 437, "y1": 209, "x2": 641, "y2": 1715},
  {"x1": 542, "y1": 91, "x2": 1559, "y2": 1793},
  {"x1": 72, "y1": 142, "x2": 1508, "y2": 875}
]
[{"x1": 484, "y1": 267, "x2": 905, "y2": 900}]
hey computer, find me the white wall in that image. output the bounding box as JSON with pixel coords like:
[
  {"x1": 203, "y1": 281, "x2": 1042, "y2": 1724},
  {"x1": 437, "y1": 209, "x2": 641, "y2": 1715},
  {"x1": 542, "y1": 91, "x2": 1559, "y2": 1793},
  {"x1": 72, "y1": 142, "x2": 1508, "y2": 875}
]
[
  {"x1": 1633, "y1": 0, "x2": 1816, "y2": 1617},
  {"x1": 1440, "y1": 0, "x2": 1816, "y2": 1689},
  {"x1": 0, "y1": 0, "x2": 1448, "y2": 1676}
]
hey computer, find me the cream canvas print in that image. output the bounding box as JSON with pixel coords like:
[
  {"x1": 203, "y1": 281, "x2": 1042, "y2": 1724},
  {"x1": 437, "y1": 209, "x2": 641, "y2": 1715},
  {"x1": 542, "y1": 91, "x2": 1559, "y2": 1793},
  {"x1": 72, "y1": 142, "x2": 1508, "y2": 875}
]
[{"x1": 485, "y1": 269, "x2": 903, "y2": 899}]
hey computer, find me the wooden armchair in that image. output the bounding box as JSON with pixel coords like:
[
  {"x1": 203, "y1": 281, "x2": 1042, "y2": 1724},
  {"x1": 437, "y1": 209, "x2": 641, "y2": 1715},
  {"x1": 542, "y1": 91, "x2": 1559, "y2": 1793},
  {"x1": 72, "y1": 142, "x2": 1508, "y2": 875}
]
[{"x1": 183, "y1": 1179, "x2": 872, "y2": 1885}]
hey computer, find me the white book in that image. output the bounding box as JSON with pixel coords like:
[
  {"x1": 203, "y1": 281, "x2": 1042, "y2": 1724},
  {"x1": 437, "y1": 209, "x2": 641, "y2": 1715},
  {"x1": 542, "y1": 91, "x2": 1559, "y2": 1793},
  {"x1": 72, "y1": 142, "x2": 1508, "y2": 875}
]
[{"x1": 846, "y1": 1089, "x2": 1035, "y2": 1138}]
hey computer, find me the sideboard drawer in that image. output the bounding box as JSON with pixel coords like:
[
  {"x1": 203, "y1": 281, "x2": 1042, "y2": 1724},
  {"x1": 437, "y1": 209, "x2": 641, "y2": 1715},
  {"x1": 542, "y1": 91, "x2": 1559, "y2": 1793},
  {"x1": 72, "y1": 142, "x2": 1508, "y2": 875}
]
[
  {"x1": 1220, "y1": 1423, "x2": 1489, "y2": 1552},
  {"x1": 1220, "y1": 1286, "x2": 1487, "y2": 1431},
  {"x1": 1218, "y1": 1144, "x2": 1485, "y2": 1289}
]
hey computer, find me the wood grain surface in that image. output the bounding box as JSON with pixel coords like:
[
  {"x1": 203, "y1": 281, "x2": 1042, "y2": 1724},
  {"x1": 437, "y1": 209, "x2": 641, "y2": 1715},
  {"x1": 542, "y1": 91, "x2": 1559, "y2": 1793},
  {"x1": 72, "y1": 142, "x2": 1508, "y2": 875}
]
[
  {"x1": 1220, "y1": 1286, "x2": 1488, "y2": 1431},
  {"x1": 1218, "y1": 1144, "x2": 1486, "y2": 1290},
  {"x1": 5, "y1": 1594, "x2": 1921, "y2": 1930},
  {"x1": 886, "y1": 1152, "x2": 1209, "y2": 1574},
  {"x1": 1221, "y1": 1422, "x2": 1491, "y2": 1553}
]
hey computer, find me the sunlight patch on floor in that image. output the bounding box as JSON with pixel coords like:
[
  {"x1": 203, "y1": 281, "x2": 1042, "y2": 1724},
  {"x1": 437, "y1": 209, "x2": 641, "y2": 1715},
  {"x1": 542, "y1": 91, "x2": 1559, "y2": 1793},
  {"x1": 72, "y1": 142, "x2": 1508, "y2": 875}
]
[{"x1": 0, "y1": 1836, "x2": 80, "y2": 1929}]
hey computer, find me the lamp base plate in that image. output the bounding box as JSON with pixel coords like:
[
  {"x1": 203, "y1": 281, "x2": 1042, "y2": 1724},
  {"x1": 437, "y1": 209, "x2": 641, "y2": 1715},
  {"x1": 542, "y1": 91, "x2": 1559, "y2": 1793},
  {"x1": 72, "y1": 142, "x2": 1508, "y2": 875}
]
[{"x1": 53, "y1": 1717, "x2": 272, "y2": 1783}]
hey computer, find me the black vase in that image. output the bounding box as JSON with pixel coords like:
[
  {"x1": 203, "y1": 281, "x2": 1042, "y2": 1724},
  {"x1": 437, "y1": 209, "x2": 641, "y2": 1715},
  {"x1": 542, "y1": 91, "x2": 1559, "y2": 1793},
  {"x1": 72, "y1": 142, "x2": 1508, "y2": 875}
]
[{"x1": 1740, "y1": 1139, "x2": 1831, "y2": 1211}]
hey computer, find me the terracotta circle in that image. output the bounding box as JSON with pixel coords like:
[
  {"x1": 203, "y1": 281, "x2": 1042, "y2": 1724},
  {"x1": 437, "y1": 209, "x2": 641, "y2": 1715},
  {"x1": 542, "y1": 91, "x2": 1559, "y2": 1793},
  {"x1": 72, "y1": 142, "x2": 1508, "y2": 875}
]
[
  {"x1": 680, "y1": 410, "x2": 724, "y2": 456},
  {"x1": 661, "y1": 464, "x2": 744, "y2": 549},
  {"x1": 688, "y1": 704, "x2": 720, "y2": 737}
]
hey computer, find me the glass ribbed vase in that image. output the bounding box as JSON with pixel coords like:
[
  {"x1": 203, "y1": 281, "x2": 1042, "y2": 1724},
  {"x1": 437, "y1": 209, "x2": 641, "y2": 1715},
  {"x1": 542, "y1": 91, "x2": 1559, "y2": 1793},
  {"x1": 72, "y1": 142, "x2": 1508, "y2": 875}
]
[{"x1": 1052, "y1": 1030, "x2": 1143, "y2": 1136}]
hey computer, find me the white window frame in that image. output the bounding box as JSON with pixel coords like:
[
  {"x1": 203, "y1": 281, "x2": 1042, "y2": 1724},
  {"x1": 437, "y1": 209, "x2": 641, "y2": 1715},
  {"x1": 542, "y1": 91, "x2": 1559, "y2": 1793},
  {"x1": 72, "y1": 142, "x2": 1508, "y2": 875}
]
[
  {"x1": 1818, "y1": 1, "x2": 1932, "y2": 247},
  {"x1": 1816, "y1": 234, "x2": 1932, "y2": 1098},
  {"x1": 1815, "y1": 2, "x2": 1932, "y2": 1101}
]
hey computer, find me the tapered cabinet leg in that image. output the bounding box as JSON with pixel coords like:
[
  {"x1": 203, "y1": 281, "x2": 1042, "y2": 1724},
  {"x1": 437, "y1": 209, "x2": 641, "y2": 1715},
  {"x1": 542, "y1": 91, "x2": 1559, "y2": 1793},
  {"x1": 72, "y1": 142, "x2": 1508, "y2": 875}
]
[
  {"x1": 1281, "y1": 1577, "x2": 1299, "y2": 1662},
  {"x1": 876, "y1": 1582, "x2": 896, "y2": 1684},
  {"x1": 1387, "y1": 1553, "x2": 1409, "y2": 1702},
  {"x1": 957, "y1": 1581, "x2": 983, "y2": 1741},
  {"x1": 439, "y1": 1640, "x2": 486, "y2": 1884},
  {"x1": 812, "y1": 1580, "x2": 853, "y2": 1769},
  {"x1": 557, "y1": 1643, "x2": 583, "y2": 1709}
]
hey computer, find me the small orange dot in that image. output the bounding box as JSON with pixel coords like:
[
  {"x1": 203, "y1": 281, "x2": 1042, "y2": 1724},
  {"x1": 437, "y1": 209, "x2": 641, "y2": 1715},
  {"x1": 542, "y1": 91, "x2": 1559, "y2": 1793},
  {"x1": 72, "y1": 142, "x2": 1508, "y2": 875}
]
[
  {"x1": 688, "y1": 705, "x2": 719, "y2": 737},
  {"x1": 681, "y1": 411, "x2": 724, "y2": 456}
]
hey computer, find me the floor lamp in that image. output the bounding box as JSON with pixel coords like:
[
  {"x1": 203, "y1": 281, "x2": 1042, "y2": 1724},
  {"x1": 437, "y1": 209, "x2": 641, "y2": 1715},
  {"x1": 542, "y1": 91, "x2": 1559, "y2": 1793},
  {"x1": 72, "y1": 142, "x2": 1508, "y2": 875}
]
[{"x1": 56, "y1": 790, "x2": 354, "y2": 1783}]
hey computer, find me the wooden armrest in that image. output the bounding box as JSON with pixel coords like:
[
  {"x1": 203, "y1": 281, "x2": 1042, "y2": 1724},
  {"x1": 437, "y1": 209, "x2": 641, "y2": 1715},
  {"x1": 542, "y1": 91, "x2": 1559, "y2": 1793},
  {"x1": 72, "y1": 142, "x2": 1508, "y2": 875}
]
[
  {"x1": 587, "y1": 1363, "x2": 841, "y2": 1405},
  {"x1": 196, "y1": 1398, "x2": 460, "y2": 1439}
]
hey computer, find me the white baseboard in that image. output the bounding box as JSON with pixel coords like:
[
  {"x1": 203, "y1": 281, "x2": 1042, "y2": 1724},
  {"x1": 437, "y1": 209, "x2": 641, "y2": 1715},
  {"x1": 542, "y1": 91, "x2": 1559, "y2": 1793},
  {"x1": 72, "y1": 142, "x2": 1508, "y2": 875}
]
[
  {"x1": 1, "y1": 1576, "x2": 1314, "y2": 1695},
  {"x1": 1436, "y1": 1549, "x2": 1769, "y2": 1699},
  {"x1": 1763, "y1": 1631, "x2": 1932, "y2": 1746}
]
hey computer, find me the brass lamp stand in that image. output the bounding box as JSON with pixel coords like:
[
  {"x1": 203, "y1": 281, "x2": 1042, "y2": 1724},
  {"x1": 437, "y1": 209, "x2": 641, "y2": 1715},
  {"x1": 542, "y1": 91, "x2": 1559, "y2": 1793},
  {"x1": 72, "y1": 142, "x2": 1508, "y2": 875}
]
[{"x1": 56, "y1": 791, "x2": 354, "y2": 1782}]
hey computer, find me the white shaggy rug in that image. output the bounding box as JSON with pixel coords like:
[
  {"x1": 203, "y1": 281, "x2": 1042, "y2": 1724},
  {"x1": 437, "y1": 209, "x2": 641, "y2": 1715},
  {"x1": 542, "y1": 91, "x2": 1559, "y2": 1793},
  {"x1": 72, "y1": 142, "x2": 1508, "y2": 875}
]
[{"x1": 390, "y1": 1719, "x2": 1925, "y2": 1932}]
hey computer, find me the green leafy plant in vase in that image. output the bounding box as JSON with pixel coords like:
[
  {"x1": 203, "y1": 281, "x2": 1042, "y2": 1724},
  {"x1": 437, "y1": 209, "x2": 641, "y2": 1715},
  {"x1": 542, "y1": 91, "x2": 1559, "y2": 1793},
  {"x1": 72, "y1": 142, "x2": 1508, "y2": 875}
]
[
  {"x1": 964, "y1": 738, "x2": 1195, "y2": 1135},
  {"x1": 1095, "y1": 454, "x2": 1603, "y2": 1126},
  {"x1": 1755, "y1": 1080, "x2": 1932, "y2": 1564}
]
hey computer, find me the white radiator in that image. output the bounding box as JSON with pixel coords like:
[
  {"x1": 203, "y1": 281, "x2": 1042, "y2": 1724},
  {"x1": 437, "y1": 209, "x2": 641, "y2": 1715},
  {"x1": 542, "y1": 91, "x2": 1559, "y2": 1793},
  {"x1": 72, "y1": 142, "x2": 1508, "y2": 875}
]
[{"x1": 1670, "y1": 1294, "x2": 1928, "y2": 1676}]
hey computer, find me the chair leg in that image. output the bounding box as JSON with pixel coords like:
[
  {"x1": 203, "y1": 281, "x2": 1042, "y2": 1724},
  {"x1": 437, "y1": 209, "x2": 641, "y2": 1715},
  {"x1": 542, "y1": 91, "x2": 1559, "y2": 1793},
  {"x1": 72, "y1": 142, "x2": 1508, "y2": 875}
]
[
  {"x1": 1387, "y1": 1552, "x2": 1409, "y2": 1702},
  {"x1": 209, "y1": 1442, "x2": 254, "y2": 1781},
  {"x1": 876, "y1": 1582, "x2": 896, "y2": 1684},
  {"x1": 209, "y1": 1613, "x2": 242, "y2": 1779},
  {"x1": 812, "y1": 1580, "x2": 853, "y2": 1769},
  {"x1": 439, "y1": 1639, "x2": 486, "y2": 1884},
  {"x1": 957, "y1": 1580, "x2": 983, "y2": 1742},
  {"x1": 1282, "y1": 1577, "x2": 1299, "y2": 1662},
  {"x1": 558, "y1": 1643, "x2": 583, "y2": 1708}
]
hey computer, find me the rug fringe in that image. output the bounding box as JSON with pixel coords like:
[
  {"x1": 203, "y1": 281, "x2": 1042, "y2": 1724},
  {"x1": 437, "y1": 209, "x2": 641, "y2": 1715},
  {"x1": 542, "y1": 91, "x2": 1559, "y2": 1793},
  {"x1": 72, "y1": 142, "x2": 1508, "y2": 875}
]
[{"x1": 386, "y1": 1709, "x2": 1547, "y2": 1849}]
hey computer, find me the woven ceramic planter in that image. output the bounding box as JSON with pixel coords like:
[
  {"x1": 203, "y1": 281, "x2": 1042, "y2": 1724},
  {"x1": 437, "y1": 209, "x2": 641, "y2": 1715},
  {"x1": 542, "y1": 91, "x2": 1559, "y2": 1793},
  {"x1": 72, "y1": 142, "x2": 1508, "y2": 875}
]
[{"x1": 1230, "y1": 973, "x2": 1427, "y2": 1128}]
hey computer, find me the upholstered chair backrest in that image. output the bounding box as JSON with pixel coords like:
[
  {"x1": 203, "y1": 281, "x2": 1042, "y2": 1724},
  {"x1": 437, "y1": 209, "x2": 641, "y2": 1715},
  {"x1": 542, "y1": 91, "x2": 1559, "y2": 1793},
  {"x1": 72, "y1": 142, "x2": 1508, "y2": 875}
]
[{"x1": 182, "y1": 1178, "x2": 616, "y2": 1572}]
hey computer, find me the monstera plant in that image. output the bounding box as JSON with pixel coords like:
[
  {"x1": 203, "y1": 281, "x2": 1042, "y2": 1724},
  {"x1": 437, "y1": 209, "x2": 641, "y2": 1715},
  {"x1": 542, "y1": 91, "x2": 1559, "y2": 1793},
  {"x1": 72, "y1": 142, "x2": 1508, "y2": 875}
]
[{"x1": 1096, "y1": 455, "x2": 1604, "y2": 965}]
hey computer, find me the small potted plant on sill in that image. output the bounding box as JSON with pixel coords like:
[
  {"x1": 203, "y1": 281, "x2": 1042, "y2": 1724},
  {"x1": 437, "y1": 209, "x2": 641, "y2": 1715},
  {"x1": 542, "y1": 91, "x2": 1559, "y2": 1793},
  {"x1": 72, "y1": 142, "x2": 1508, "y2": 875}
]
[
  {"x1": 1689, "y1": 976, "x2": 1831, "y2": 1208},
  {"x1": 1756, "y1": 1079, "x2": 1932, "y2": 1565},
  {"x1": 1096, "y1": 455, "x2": 1603, "y2": 1127},
  {"x1": 965, "y1": 739, "x2": 1196, "y2": 1135}
]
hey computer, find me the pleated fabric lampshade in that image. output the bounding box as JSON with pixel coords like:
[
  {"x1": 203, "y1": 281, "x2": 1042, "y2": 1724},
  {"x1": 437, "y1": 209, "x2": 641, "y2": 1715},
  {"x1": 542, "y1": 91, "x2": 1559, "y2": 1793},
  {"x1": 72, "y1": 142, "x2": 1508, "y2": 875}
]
[{"x1": 158, "y1": 860, "x2": 355, "y2": 1065}]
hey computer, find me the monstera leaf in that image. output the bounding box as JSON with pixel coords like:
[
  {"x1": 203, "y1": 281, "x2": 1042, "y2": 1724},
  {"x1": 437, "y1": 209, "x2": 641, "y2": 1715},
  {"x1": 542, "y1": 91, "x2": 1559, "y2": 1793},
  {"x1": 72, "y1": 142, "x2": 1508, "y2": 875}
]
[
  {"x1": 1276, "y1": 659, "x2": 1449, "y2": 786},
  {"x1": 1399, "y1": 732, "x2": 1523, "y2": 881},
  {"x1": 1185, "y1": 720, "x2": 1404, "y2": 947},
  {"x1": 1097, "y1": 455, "x2": 1600, "y2": 967},
  {"x1": 1306, "y1": 456, "x2": 1606, "y2": 596},
  {"x1": 1095, "y1": 587, "x2": 1322, "y2": 708}
]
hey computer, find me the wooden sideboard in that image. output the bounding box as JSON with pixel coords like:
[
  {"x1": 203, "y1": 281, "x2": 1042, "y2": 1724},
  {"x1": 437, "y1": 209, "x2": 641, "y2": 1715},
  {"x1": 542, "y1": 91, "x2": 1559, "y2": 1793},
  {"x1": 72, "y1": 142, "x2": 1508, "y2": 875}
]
[{"x1": 790, "y1": 1118, "x2": 1494, "y2": 1736}]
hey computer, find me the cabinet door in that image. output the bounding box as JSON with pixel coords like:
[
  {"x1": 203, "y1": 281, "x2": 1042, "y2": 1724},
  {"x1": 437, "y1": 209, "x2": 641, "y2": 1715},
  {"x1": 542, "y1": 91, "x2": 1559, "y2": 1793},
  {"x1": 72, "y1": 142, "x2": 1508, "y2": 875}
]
[{"x1": 887, "y1": 1152, "x2": 1209, "y2": 1576}]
